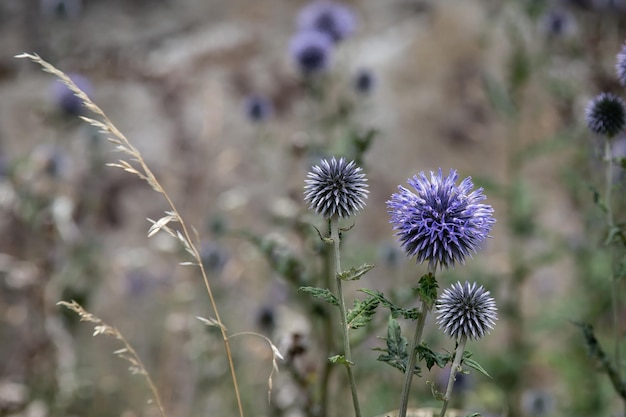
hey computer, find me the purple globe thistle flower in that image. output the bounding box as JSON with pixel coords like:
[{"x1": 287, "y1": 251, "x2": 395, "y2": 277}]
[
  {"x1": 51, "y1": 73, "x2": 93, "y2": 117},
  {"x1": 353, "y1": 68, "x2": 375, "y2": 94},
  {"x1": 616, "y1": 43, "x2": 626, "y2": 88},
  {"x1": 296, "y1": 1, "x2": 356, "y2": 43},
  {"x1": 289, "y1": 30, "x2": 333, "y2": 75},
  {"x1": 387, "y1": 169, "x2": 495, "y2": 270},
  {"x1": 304, "y1": 157, "x2": 368, "y2": 218},
  {"x1": 244, "y1": 95, "x2": 273, "y2": 122},
  {"x1": 436, "y1": 281, "x2": 497, "y2": 341},
  {"x1": 585, "y1": 92, "x2": 626, "y2": 137}
]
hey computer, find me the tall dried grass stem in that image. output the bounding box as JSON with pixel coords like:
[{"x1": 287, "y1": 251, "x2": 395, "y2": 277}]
[{"x1": 16, "y1": 53, "x2": 244, "y2": 417}]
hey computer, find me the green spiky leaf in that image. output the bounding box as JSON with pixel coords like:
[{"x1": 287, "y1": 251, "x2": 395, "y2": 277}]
[
  {"x1": 414, "y1": 273, "x2": 438, "y2": 309},
  {"x1": 298, "y1": 287, "x2": 339, "y2": 306},
  {"x1": 463, "y1": 351, "x2": 491, "y2": 378},
  {"x1": 347, "y1": 296, "x2": 380, "y2": 329},
  {"x1": 417, "y1": 344, "x2": 451, "y2": 370},
  {"x1": 359, "y1": 289, "x2": 420, "y2": 320},
  {"x1": 329, "y1": 355, "x2": 353, "y2": 366},
  {"x1": 374, "y1": 316, "x2": 420, "y2": 376},
  {"x1": 338, "y1": 263, "x2": 375, "y2": 281}
]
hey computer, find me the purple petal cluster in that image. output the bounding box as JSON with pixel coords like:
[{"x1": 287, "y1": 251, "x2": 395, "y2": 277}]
[
  {"x1": 289, "y1": 30, "x2": 334, "y2": 75},
  {"x1": 387, "y1": 169, "x2": 495, "y2": 270},
  {"x1": 304, "y1": 157, "x2": 368, "y2": 219},
  {"x1": 297, "y1": 1, "x2": 356, "y2": 43},
  {"x1": 585, "y1": 92, "x2": 626, "y2": 138},
  {"x1": 436, "y1": 281, "x2": 497, "y2": 341}
]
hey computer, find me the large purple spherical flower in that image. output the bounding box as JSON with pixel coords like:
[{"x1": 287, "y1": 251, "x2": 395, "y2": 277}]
[
  {"x1": 387, "y1": 168, "x2": 495, "y2": 270},
  {"x1": 289, "y1": 30, "x2": 333, "y2": 75},
  {"x1": 296, "y1": 1, "x2": 356, "y2": 43},
  {"x1": 436, "y1": 281, "x2": 497, "y2": 341},
  {"x1": 304, "y1": 157, "x2": 368, "y2": 219},
  {"x1": 585, "y1": 92, "x2": 626, "y2": 138}
]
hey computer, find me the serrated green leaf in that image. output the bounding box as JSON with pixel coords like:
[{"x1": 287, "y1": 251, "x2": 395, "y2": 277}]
[
  {"x1": 329, "y1": 355, "x2": 353, "y2": 366},
  {"x1": 463, "y1": 352, "x2": 491, "y2": 378},
  {"x1": 359, "y1": 289, "x2": 420, "y2": 320},
  {"x1": 338, "y1": 263, "x2": 375, "y2": 281},
  {"x1": 347, "y1": 296, "x2": 380, "y2": 329},
  {"x1": 417, "y1": 344, "x2": 451, "y2": 370},
  {"x1": 374, "y1": 316, "x2": 420, "y2": 376},
  {"x1": 298, "y1": 287, "x2": 339, "y2": 306},
  {"x1": 415, "y1": 273, "x2": 438, "y2": 309}
]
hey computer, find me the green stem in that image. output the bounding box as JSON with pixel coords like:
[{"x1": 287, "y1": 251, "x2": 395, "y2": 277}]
[
  {"x1": 330, "y1": 216, "x2": 361, "y2": 417},
  {"x1": 604, "y1": 138, "x2": 623, "y2": 410},
  {"x1": 439, "y1": 336, "x2": 467, "y2": 417},
  {"x1": 398, "y1": 267, "x2": 435, "y2": 417}
]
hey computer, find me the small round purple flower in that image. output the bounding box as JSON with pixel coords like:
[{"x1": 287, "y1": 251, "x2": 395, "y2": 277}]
[
  {"x1": 353, "y1": 69, "x2": 375, "y2": 94},
  {"x1": 244, "y1": 95, "x2": 273, "y2": 122},
  {"x1": 616, "y1": 43, "x2": 626, "y2": 88},
  {"x1": 436, "y1": 281, "x2": 497, "y2": 341},
  {"x1": 289, "y1": 30, "x2": 333, "y2": 75},
  {"x1": 585, "y1": 92, "x2": 626, "y2": 137},
  {"x1": 387, "y1": 168, "x2": 495, "y2": 270},
  {"x1": 51, "y1": 73, "x2": 93, "y2": 116},
  {"x1": 297, "y1": 1, "x2": 356, "y2": 43},
  {"x1": 304, "y1": 157, "x2": 368, "y2": 218}
]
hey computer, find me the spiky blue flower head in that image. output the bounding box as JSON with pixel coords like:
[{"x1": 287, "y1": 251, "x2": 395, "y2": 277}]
[
  {"x1": 289, "y1": 30, "x2": 333, "y2": 75},
  {"x1": 304, "y1": 157, "x2": 368, "y2": 218},
  {"x1": 51, "y1": 73, "x2": 92, "y2": 116},
  {"x1": 585, "y1": 92, "x2": 626, "y2": 138},
  {"x1": 436, "y1": 281, "x2": 497, "y2": 341},
  {"x1": 244, "y1": 95, "x2": 273, "y2": 122},
  {"x1": 297, "y1": 1, "x2": 356, "y2": 43},
  {"x1": 387, "y1": 168, "x2": 495, "y2": 270},
  {"x1": 616, "y1": 43, "x2": 626, "y2": 88}
]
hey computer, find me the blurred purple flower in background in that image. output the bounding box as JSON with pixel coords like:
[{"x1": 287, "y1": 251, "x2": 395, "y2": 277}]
[
  {"x1": 289, "y1": 30, "x2": 333, "y2": 75},
  {"x1": 585, "y1": 92, "x2": 626, "y2": 137},
  {"x1": 244, "y1": 95, "x2": 273, "y2": 123},
  {"x1": 199, "y1": 240, "x2": 229, "y2": 274},
  {"x1": 40, "y1": 0, "x2": 82, "y2": 18},
  {"x1": 296, "y1": 1, "x2": 356, "y2": 43},
  {"x1": 353, "y1": 68, "x2": 375, "y2": 94},
  {"x1": 50, "y1": 73, "x2": 93, "y2": 117},
  {"x1": 540, "y1": 8, "x2": 574, "y2": 38},
  {"x1": 387, "y1": 169, "x2": 495, "y2": 270}
]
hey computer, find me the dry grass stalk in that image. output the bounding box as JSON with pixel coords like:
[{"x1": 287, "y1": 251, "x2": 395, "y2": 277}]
[
  {"x1": 16, "y1": 53, "x2": 244, "y2": 417},
  {"x1": 57, "y1": 300, "x2": 167, "y2": 417}
]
